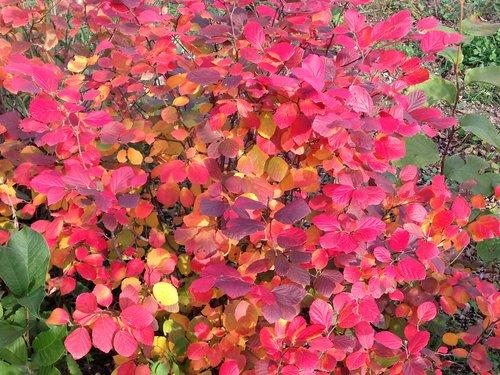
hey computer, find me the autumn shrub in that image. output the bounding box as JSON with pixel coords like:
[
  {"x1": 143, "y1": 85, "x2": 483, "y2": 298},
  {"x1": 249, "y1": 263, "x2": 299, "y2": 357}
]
[{"x1": 0, "y1": 1, "x2": 498, "y2": 375}]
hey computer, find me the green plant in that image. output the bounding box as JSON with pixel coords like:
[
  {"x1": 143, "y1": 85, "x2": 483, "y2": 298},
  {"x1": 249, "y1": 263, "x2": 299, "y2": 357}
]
[{"x1": 0, "y1": 227, "x2": 70, "y2": 374}]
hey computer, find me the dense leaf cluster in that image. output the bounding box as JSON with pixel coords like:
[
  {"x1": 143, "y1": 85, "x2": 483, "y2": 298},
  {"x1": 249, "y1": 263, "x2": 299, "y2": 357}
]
[{"x1": 0, "y1": 1, "x2": 498, "y2": 375}]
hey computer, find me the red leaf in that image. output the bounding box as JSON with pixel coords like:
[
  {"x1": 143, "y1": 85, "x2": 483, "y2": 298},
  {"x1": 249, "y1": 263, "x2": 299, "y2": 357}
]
[
  {"x1": 374, "y1": 136, "x2": 406, "y2": 160},
  {"x1": 416, "y1": 240, "x2": 439, "y2": 260},
  {"x1": 353, "y1": 217, "x2": 385, "y2": 242},
  {"x1": 187, "y1": 342, "x2": 209, "y2": 360},
  {"x1": 309, "y1": 299, "x2": 333, "y2": 329},
  {"x1": 243, "y1": 21, "x2": 265, "y2": 49},
  {"x1": 32, "y1": 65, "x2": 61, "y2": 93},
  {"x1": 372, "y1": 10, "x2": 412, "y2": 41},
  {"x1": 417, "y1": 301, "x2": 437, "y2": 323},
  {"x1": 29, "y1": 95, "x2": 64, "y2": 123},
  {"x1": 30, "y1": 170, "x2": 66, "y2": 205},
  {"x1": 219, "y1": 360, "x2": 239, "y2": 375},
  {"x1": 346, "y1": 349, "x2": 368, "y2": 371},
  {"x1": 292, "y1": 54, "x2": 325, "y2": 92},
  {"x1": 355, "y1": 321, "x2": 374, "y2": 349},
  {"x1": 65, "y1": 327, "x2": 92, "y2": 360},
  {"x1": 121, "y1": 305, "x2": 154, "y2": 329},
  {"x1": 408, "y1": 330, "x2": 430, "y2": 355},
  {"x1": 92, "y1": 316, "x2": 118, "y2": 353},
  {"x1": 348, "y1": 85, "x2": 374, "y2": 115},
  {"x1": 273, "y1": 102, "x2": 298, "y2": 129},
  {"x1": 398, "y1": 257, "x2": 426, "y2": 281},
  {"x1": 323, "y1": 184, "x2": 353, "y2": 206},
  {"x1": 375, "y1": 331, "x2": 403, "y2": 349},
  {"x1": 388, "y1": 229, "x2": 410, "y2": 252},
  {"x1": 113, "y1": 330, "x2": 138, "y2": 357}
]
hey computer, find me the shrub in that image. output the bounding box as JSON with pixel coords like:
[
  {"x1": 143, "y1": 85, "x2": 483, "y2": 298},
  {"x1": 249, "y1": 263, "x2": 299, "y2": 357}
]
[{"x1": 0, "y1": 1, "x2": 498, "y2": 374}]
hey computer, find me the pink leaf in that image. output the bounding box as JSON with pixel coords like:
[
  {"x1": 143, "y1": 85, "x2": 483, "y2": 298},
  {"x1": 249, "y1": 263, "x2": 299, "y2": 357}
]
[
  {"x1": 29, "y1": 95, "x2": 64, "y2": 123},
  {"x1": 32, "y1": 65, "x2": 61, "y2": 93},
  {"x1": 220, "y1": 360, "x2": 240, "y2": 375},
  {"x1": 408, "y1": 330, "x2": 430, "y2": 355},
  {"x1": 374, "y1": 136, "x2": 406, "y2": 161},
  {"x1": 417, "y1": 301, "x2": 437, "y2": 323},
  {"x1": 416, "y1": 240, "x2": 439, "y2": 260},
  {"x1": 346, "y1": 349, "x2": 368, "y2": 371},
  {"x1": 187, "y1": 342, "x2": 209, "y2": 360},
  {"x1": 113, "y1": 330, "x2": 138, "y2": 357},
  {"x1": 348, "y1": 85, "x2": 374, "y2": 115},
  {"x1": 292, "y1": 54, "x2": 325, "y2": 92},
  {"x1": 243, "y1": 21, "x2": 265, "y2": 49},
  {"x1": 388, "y1": 229, "x2": 410, "y2": 252},
  {"x1": 373, "y1": 246, "x2": 392, "y2": 263},
  {"x1": 273, "y1": 102, "x2": 298, "y2": 129},
  {"x1": 375, "y1": 331, "x2": 403, "y2": 349},
  {"x1": 398, "y1": 257, "x2": 426, "y2": 281},
  {"x1": 92, "y1": 316, "x2": 118, "y2": 353},
  {"x1": 65, "y1": 327, "x2": 92, "y2": 360},
  {"x1": 323, "y1": 184, "x2": 353, "y2": 206},
  {"x1": 353, "y1": 217, "x2": 385, "y2": 242},
  {"x1": 121, "y1": 305, "x2": 154, "y2": 329},
  {"x1": 372, "y1": 10, "x2": 412, "y2": 41},
  {"x1": 30, "y1": 170, "x2": 66, "y2": 205},
  {"x1": 309, "y1": 299, "x2": 333, "y2": 329},
  {"x1": 355, "y1": 321, "x2": 374, "y2": 349}
]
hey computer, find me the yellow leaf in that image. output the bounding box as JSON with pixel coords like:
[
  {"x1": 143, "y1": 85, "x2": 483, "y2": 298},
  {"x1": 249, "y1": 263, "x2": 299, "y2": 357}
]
[
  {"x1": 443, "y1": 332, "x2": 459, "y2": 346},
  {"x1": 117, "y1": 149, "x2": 127, "y2": 163},
  {"x1": 258, "y1": 113, "x2": 276, "y2": 139},
  {"x1": 153, "y1": 282, "x2": 179, "y2": 306},
  {"x1": 173, "y1": 96, "x2": 189, "y2": 107},
  {"x1": 127, "y1": 147, "x2": 143, "y2": 165},
  {"x1": 166, "y1": 73, "x2": 186, "y2": 89},
  {"x1": 198, "y1": 102, "x2": 213, "y2": 114},
  {"x1": 238, "y1": 145, "x2": 268, "y2": 177},
  {"x1": 177, "y1": 254, "x2": 191, "y2": 276},
  {"x1": 67, "y1": 55, "x2": 88, "y2": 73},
  {"x1": 266, "y1": 156, "x2": 289, "y2": 182},
  {"x1": 149, "y1": 140, "x2": 169, "y2": 157}
]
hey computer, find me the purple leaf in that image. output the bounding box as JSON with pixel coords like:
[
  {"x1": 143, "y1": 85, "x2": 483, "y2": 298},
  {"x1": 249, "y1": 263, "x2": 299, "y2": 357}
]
[{"x1": 275, "y1": 198, "x2": 311, "y2": 224}]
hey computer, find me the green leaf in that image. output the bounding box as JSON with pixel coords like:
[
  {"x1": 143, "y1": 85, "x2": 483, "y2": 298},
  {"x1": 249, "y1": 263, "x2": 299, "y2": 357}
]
[
  {"x1": 444, "y1": 155, "x2": 499, "y2": 195},
  {"x1": 38, "y1": 367, "x2": 61, "y2": 375},
  {"x1": 397, "y1": 134, "x2": 440, "y2": 167},
  {"x1": 409, "y1": 76, "x2": 457, "y2": 104},
  {"x1": 474, "y1": 173, "x2": 500, "y2": 196},
  {"x1": 0, "y1": 337, "x2": 28, "y2": 365},
  {"x1": 464, "y1": 66, "x2": 500, "y2": 87},
  {"x1": 17, "y1": 287, "x2": 45, "y2": 318},
  {"x1": 0, "y1": 321, "x2": 24, "y2": 347},
  {"x1": 477, "y1": 238, "x2": 500, "y2": 264},
  {"x1": 460, "y1": 114, "x2": 500, "y2": 149},
  {"x1": 462, "y1": 16, "x2": 500, "y2": 36},
  {"x1": 438, "y1": 47, "x2": 463, "y2": 66},
  {"x1": 0, "y1": 227, "x2": 50, "y2": 297},
  {"x1": 152, "y1": 362, "x2": 170, "y2": 375},
  {"x1": 66, "y1": 355, "x2": 83, "y2": 375},
  {"x1": 0, "y1": 361, "x2": 24, "y2": 375},
  {"x1": 32, "y1": 326, "x2": 67, "y2": 366}
]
